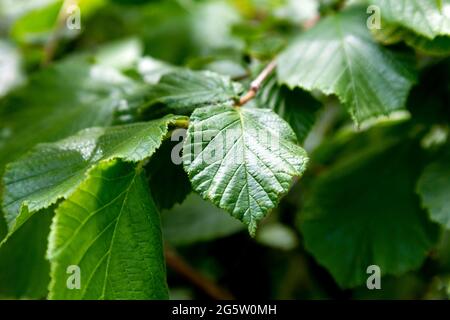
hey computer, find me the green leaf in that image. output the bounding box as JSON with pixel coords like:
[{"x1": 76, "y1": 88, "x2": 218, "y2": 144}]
[
  {"x1": 0, "y1": 41, "x2": 23, "y2": 97},
  {"x1": 190, "y1": 1, "x2": 244, "y2": 54},
  {"x1": 417, "y1": 151, "x2": 450, "y2": 228},
  {"x1": 11, "y1": 0, "x2": 105, "y2": 45},
  {"x1": 370, "y1": 0, "x2": 450, "y2": 39},
  {"x1": 147, "y1": 140, "x2": 192, "y2": 210},
  {"x1": 372, "y1": 24, "x2": 450, "y2": 57},
  {"x1": 142, "y1": 69, "x2": 243, "y2": 116},
  {"x1": 10, "y1": 0, "x2": 62, "y2": 44},
  {"x1": 183, "y1": 104, "x2": 308, "y2": 235},
  {"x1": 0, "y1": 214, "x2": 6, "y2": 241},
  {"x1": 2, "y1": 115, "x2": 181, "y2": 237},
  {"x1": 137, "y1": 56, "x2": 175, "y2": 84},
  {"x1": 406, "y1": 59, "x2": 450, "y2": 124},
  {"x1": 0, "y1": 58, "x2": 149, "y2": 172},
  {"x1": 48, "y1": 160, "x2": 168, "y2": 299},
  {"x1": 0, "y1": 209, "x2": 53, "y2": 299},
  {"x1": 257, "y1": 75, "x2": 321, "y2": 143},
  {"x1": 277, "y1": 7, "x2": 417, "y2": 124},
  {"x1": 300, "y1": 136, "x2": 438, "y2": 288},
  {"x1": 161, "y1": 193, "x2": 245, "y2": 246}
]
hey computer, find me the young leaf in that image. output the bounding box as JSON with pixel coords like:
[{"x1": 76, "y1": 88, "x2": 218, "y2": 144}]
[
  {"x1": 370, "y1": 0, "x2": 450, "y2": 39},
  {"x1": 183, "y1": 104, "x2": 308, "y2": 235},
  {"x1": 142, "y1": 70, "x2": 243, "y2": 116},
  {"x1": 2, "y1": 115, "x2": 183, "y2": 238},
  {"x1": 277, "y1": 7, "x2": 417, "y2": 124},
  {"x1": 417, "y1": 151, "x2": 450, "y2": 228},
  {"x1": 48, "y1": 161, "x2": 168, "y2": 299},
  {"x1": 300, "y1": 138, "x2": 438, "y2": 288}
]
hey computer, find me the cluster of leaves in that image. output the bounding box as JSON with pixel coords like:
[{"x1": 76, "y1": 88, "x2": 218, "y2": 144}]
[{"x1": 1, "y1": 0, "x2": 450, "y2": 299}]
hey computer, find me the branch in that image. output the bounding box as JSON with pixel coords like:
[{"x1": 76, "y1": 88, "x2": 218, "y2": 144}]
[
  {"x1": 236, "y1": 59, "x2": 277, "y2": 106},
  {"x1": 165, "y1": 245, "x2": 235, "y2": 300}
]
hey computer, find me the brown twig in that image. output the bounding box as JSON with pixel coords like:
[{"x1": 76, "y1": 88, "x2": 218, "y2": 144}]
[
  {"x1": 236, "y1": 59, "x2": 277, "y2": 107},
  {"x1": 235, "y1": 9, "x2": 324, "y2": 108},
  {"x1": 165, "y1": 245, "x2": 235, "y2": 300}
]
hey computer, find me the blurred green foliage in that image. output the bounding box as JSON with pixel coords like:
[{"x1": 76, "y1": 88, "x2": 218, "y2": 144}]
[{"x1": 0, "y1": 0, "x2": 450, "y2": 300}]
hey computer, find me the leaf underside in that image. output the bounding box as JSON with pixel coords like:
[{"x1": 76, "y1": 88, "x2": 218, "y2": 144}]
[{"x1": 301, "y1": 138, "x2": 438, "y2": 288}]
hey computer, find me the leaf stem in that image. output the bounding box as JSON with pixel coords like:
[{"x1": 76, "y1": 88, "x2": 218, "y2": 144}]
[
  {"x1": 236, "y1": 59, "x2": 277, "y2": 107},
  {"x1": 165, "y1": 245, "x2": 235, "y2": 300}
]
